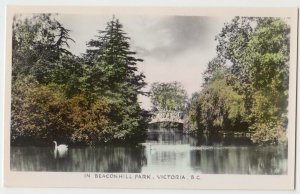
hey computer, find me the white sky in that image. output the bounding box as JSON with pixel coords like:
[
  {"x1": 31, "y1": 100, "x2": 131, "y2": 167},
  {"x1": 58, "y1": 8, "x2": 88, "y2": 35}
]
[{"x1": 57, "y1": 14, "x2": 232, "y2": 110}]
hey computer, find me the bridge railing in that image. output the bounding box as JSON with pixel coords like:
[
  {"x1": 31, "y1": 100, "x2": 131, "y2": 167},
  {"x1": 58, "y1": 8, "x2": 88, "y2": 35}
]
[
  {"x1": 150, "y1": 111, "x2": 185, "y2": 124},
  {"x1": 151, "y1": 111, "x2": 184, "y2": 119}
]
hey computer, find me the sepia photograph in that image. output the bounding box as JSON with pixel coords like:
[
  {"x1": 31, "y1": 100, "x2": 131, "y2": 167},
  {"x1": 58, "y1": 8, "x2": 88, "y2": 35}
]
[{"x1": 3, "y1": 6, "x2": 297, "y2": 189}]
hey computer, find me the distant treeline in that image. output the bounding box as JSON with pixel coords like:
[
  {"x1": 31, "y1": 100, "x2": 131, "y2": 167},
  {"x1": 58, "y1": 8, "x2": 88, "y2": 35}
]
[
  {"x1": 11, "y1": 14, "x2": 150, "y2": 146},
  {"x1": 186, "y1": 17, "x2": 289, "y2": 144}
]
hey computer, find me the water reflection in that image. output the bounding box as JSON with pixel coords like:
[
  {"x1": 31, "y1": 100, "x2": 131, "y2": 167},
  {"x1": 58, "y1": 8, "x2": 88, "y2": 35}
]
[
  {"x1": 10, "y1": 128, "x2": 287, "y2": 174},
  {"x1": 189, "y1": 146, "x2": 287, "y2": 174},
  {"x1": 11, "y1": 146, "x2": 146, "y2": 172}
]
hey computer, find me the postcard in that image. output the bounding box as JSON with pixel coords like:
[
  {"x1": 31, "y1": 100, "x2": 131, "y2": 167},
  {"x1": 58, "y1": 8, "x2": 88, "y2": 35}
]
[{"x1": 3, "y1": 6, "x2": 297, "y2": 189}]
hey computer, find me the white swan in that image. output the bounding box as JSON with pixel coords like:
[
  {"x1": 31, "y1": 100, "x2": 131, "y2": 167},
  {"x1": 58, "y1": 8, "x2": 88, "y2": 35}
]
[
  {"x1": 53, "y1": 141, "x2": 68, "y2": 150},
  {"x1": 53, "y1": 141, "x2": 68, "y2": 158}
]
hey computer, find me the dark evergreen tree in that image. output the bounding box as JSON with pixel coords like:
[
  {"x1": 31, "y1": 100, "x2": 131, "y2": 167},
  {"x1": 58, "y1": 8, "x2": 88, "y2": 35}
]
[{"x1": 84, "y1": 17, "x2": 149, "y2": 143}]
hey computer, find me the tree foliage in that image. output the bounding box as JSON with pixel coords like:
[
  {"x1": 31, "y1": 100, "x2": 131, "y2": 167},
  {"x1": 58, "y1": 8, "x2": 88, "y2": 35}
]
[
  {"x1": 83, "y1": 17, "x2": 149, "y2": 143},
  {"x1": 150, "y1": 82, "x2": 188, "y2": 112},
  {"x1": 11, "y1": 14, "x2": 149, "y2": 146},
  {"x1": 12, "y1": 14, "x2": 75, "y2": 84},
  {"x1": 187, "y1": 17, "x2": 290, "y2": 144},
  {"x1": 11, "y1": 14, "x2": 290, "y2": 145},
  {"x1": 11, "y1": 76, "x2": 74, "y2": 144},
  {"x1": 188, "y1": 69, "x2": 246, "y2": 133}
]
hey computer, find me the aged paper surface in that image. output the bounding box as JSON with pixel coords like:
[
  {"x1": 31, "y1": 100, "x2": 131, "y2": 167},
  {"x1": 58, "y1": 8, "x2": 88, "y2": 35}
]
[{"x1": 4, "y1": 6, "x2": 297, "y2": 189}]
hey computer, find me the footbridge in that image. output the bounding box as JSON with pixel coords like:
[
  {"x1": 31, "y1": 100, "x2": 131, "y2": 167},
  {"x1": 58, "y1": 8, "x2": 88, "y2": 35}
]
[{"x1": 149, "y1": 111, "x2": 184, "y2": 124}]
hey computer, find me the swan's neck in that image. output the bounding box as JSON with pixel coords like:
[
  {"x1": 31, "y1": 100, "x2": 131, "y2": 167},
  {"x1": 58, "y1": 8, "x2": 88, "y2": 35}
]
[{"x1": 54, "y1": 142, "x2": 58, "y2": 148}]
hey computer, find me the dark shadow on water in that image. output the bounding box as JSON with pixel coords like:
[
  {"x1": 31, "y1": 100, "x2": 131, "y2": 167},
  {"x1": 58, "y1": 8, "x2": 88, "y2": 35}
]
[{"x1": 11, "y1": 146, "x2": 146, "y2": 172}]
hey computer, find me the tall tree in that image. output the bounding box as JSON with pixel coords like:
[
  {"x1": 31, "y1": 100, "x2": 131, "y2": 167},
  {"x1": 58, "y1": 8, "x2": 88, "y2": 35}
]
[
  {"x1": 244, "y1": 18, "x2": 290, "y2": 143},
  {"x1": 11, "y1": 14, "x2": 78, "y2": 145},
  {"x1": 83, "y1": 17, "x2": 149, "y2": 142},
  {"x1": 84, "y1": 17, "x2": 146, "y2": 101}
]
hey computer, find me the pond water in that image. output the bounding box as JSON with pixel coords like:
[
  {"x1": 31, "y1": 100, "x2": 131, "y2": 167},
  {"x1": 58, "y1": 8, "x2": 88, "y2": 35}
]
[{"x1": 10, "y1": 128, "x2": 287, "y2": 174}]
